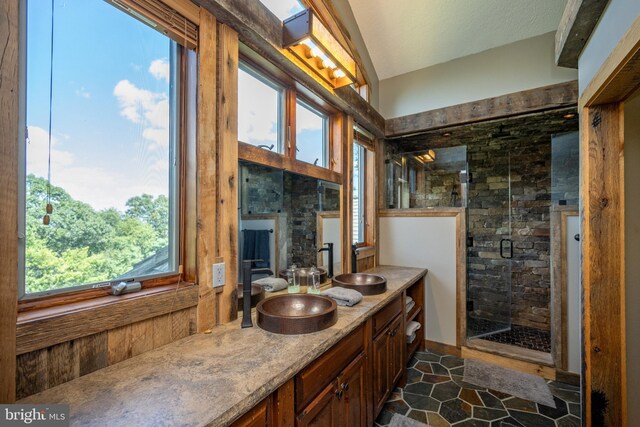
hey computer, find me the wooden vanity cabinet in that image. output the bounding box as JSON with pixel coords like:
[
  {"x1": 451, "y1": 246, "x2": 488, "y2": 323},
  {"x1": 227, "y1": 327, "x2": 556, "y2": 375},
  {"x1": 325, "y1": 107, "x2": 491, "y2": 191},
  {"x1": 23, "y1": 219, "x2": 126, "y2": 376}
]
[
  {"x1": 371, "y1": 296, "x2": 404, "y2": 418},
  {"x1": 297, "y1": 353, "x2": 366, "y2": 427},
  {"x1": 233, "y1": 278, "x2": 426, "y2": 427}
]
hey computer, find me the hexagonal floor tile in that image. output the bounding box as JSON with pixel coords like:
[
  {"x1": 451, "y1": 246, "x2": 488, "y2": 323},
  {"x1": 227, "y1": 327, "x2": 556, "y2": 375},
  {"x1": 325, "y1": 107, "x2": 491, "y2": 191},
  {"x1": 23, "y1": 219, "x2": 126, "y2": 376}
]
[
  {"x1": 403, "y1": 393, "x2": 440, "y2": 412},
  {"x1": 431, "y1": 381, "x2": 461, "y2": 402},
  {"x1": 439, "y1": 398, "x2": 472, "y2": 424}
]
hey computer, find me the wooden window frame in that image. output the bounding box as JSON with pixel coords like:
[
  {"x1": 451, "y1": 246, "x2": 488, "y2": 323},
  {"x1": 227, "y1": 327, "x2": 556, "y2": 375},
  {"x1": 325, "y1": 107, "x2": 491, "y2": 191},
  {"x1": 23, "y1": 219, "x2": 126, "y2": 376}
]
[
  {"x1": 16, "y1": 0, "x2": 198, "y2": 314},
  {"x1": 238, "y1": 51, "x2": 341, "y2": 184}
]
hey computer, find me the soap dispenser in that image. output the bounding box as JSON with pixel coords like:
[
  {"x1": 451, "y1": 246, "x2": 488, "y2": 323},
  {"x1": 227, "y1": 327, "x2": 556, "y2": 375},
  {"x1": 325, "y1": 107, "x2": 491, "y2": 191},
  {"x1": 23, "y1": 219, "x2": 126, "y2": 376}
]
[{"x1": 287, "y1": 264, "x2": 300, "y2": 293}]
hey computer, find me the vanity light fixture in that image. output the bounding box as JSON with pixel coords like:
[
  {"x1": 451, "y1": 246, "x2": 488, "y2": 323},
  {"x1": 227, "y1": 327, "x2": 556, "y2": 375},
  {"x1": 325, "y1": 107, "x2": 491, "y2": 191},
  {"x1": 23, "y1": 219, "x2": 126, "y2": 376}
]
[
  {"x1": 415, "y1": 149, "x2": 436, "y2": 164},
  {"x1": 283, "y1": 9, "x2": 356, "y2": 88},
  {"x1": 563, "y1": 113, "x2": 576, "y2": 119}
]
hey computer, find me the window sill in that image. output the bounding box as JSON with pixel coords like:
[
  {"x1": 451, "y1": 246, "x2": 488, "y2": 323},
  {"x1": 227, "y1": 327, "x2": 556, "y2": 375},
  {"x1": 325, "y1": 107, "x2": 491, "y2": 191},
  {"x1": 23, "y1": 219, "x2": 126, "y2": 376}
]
[
  {"x1": 17, "y1": 282, "x2": 198, "y2": 355},
  {"x1": 356, "y1": 246, "x2": 376, "y2": 260}
]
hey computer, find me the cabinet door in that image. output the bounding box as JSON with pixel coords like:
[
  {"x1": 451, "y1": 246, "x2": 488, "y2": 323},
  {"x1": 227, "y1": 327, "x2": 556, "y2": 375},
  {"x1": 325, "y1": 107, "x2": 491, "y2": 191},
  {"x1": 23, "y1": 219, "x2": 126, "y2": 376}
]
[
  {"x1": 297, "y1": 381, "x2": 340, "y2": 427},
  {"x1": 372, "y1": 329, "x2": 390, "y2": 417},
  {"x1": 232, "y1": 398, "x2": 269, "y2": 427},
  {"x1": 339, "y1": 352, "x2": 366, "y2": 427},
  {"x1": 389, "y1": 315, "x2": 404, "y2": 387}
]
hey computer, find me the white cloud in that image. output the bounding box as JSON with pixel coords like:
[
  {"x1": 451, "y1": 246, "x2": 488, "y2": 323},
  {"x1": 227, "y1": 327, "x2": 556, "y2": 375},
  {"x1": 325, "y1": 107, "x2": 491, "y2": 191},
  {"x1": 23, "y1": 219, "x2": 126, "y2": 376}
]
[
  {"x1": 258, "y1": 0, "x2": 303, "y2": 20},
  {"x1": 296, "y1": 104, "x2": 323, "y2": 132},
  {"x1": 26, "y1": 126, "x2": 168, "y2": 212},
  {"x1": 238, "y1": 70, "x2": 278, "y2": 143},
  {"x1": 149, "y1": 59, "x2": 170, "y2": 82},
  {"x1": 75, "y1": 87, "x2": 91, "y2": 99},
  {"x1": 113, "y1": 77, "x2": 169, "y2": 150}
]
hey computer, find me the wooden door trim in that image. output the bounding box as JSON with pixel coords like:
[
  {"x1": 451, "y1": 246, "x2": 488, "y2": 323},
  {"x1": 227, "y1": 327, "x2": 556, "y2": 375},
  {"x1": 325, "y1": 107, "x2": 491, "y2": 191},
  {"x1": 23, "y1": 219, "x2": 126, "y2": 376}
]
[{"x1": 578, "y1": 15, "x2": 640, "y2": 427}]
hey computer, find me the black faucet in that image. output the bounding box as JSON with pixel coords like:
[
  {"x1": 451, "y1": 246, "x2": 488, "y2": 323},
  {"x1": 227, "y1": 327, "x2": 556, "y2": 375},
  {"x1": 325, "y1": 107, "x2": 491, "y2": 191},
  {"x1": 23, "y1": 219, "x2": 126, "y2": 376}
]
[
  {"x1": 241, "y1": 260, "x2": 274, "y2": 328},
  {"x1": 351, "y1": 244, "x2": 359, "y2": 274},
  {"x1": 318, "y1": 242, "x2": 334, "y2": 278}
]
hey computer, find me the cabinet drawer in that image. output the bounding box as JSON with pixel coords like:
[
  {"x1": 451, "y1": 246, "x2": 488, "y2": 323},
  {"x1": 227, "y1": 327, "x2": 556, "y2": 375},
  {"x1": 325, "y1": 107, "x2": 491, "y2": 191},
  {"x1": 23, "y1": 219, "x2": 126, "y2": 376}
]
[
  {"x1": 372, "y1": 296, "x2": 402, "y2": 337},
  {"x1": 296, "y1": 324, "x2": 364, "y2": 410}
]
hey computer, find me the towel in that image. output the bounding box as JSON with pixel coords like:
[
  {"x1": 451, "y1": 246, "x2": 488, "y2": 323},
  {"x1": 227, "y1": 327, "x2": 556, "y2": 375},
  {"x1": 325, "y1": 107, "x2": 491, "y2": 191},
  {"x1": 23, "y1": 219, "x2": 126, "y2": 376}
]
[
  {"x1": 405, "y1": 296, "x2": 414, "y2": 305},
  {"x1": 406, "y1": 320, "x2": 421, "y2": 336},
  {"x1": 321, "y1": 286, "x2": 363, "y2": 307},
  {"x1": 242, "y1": 230, "x2": 270, "y2": 268},
  {"x1": 252, "y1": 277, "x2": 287, "y2": 292},
  {"x1": 406, "y1": 332, "x2": 417, "y2": 344},
  {"x1": 405, "y1": 300, "x2": 416, "y2": 314}
]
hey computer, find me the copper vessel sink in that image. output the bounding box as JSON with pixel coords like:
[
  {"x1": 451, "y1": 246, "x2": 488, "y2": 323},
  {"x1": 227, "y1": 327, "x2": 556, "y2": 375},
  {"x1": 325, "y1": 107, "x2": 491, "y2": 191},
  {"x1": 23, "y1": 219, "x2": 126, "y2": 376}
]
[
  {"x1": 237, "y1": 284, "x2": 265, "y2": 311},
  {"x1": 279, "y1": 267, "x2": 328, "y2": 286},
  {"x1": 256, "y1": 294, "x2": 337, "y2": 334},
  {"x1": 332, "y1": 273, "x2": 387, "y2": 295}
]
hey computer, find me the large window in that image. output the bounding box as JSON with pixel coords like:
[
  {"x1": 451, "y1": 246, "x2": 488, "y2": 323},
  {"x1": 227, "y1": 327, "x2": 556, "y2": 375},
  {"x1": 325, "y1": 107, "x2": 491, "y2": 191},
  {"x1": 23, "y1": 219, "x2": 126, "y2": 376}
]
[
  {"x1": 296, "y1": 100, "x2": 328, "y2": 167},
  {"x1": 20, "y1": 0, "x2": 183, "y2": 297},
  {"x1": 353, "y1": 142, "x2": 366, "y2": 244},
  {"x1": 238, "y1": 64, "x2": 284, "y2": 152}
]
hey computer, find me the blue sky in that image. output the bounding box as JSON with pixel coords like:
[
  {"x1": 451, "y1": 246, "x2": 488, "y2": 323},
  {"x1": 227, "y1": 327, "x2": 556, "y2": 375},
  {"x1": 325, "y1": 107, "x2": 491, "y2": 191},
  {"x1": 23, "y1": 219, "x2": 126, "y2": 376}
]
[{"x1": 27, "y1": 0, "x2": 171, "y2": 211}]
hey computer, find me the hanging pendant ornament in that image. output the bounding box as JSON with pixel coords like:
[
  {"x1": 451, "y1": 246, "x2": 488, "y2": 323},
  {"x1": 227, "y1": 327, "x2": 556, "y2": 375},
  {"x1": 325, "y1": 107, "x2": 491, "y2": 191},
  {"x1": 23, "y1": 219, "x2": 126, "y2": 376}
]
[
  {"x1": 46, "y1": 203, "x2": 53, "y2": 214},
  {"x1": 43, "y1": 214, "x2": 50, "y2": 225}
]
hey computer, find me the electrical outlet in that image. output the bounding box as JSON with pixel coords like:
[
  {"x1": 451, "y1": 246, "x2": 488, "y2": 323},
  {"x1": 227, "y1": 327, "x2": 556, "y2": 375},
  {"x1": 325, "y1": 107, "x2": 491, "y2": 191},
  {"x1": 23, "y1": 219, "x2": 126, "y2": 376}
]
[{"x1": 212, "y1": 262, "x2": 225, "y2": 288}]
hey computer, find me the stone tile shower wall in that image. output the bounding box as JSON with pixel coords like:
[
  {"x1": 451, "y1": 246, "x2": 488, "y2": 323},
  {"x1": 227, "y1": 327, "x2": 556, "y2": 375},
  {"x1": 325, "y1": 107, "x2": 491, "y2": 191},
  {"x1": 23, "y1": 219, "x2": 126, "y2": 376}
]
[
  {"x1": 283, "y1": 173, "x2": 339, "y2": 269},
  {"x1": 389, "y1": 110, "x2": 579, "y2": 333},
  {"x1": 467, "y1": 136, "x2": 553, "y2": 330}
]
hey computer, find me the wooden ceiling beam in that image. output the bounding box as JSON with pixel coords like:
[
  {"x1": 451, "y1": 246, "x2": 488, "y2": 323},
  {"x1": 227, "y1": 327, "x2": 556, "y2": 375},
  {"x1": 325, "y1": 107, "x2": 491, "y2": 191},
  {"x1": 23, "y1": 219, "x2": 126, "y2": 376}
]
[
  {"x1": 555, "y1": 0, "x2": 609, "y2": 69},
  {"x1": 385, "y1": 81, "x2": 579, "y2": 137},
  {"x1": 193, "y1": 0, "x2": 385, "y2": 138}
]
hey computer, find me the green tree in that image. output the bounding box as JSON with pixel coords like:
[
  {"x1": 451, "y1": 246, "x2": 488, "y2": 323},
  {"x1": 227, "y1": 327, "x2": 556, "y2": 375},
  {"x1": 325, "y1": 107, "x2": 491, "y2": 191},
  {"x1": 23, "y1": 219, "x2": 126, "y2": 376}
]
[{"x1": 24, "y1": 175, "x2": 170, "y2": 294}]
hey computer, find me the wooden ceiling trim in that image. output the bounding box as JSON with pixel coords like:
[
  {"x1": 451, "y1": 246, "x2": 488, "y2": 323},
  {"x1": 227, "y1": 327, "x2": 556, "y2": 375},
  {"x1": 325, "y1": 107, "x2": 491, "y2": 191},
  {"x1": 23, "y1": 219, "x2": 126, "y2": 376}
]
[
  {"x1": 555, "y1": 0, "x2": 609, "y2": 69},
  {"x1": 385, "y1": 80, "x2": 579, "y2": 138},
  {"x1": 193, "y1": 0, "x2": 385, "y2": 138}
]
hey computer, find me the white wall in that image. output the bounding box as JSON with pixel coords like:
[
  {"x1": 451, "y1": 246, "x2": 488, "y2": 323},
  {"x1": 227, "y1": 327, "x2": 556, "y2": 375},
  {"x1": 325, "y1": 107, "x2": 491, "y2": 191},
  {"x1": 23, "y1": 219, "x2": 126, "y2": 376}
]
[
  {"x1": 624, "y1": 93, "x2": 640, "y2": 424},
  {"x1": 332, "y1": 0, "x2": 380, "y2": 108},
  {"x1": 379, "y1": 216, "x2": 458, "y2": 346},
  {"x1": 566, "y1": 215, "x2": 581, "y2": 374},
  {"x1": 578, "y1": 0, "x2": 640, "y2": 94},
  {"x1": 378, "y1": 32, "x2": 577, "y2": 118},
  {"x1": 319, "y1": 216, "x2": 342, "y2": 276}
]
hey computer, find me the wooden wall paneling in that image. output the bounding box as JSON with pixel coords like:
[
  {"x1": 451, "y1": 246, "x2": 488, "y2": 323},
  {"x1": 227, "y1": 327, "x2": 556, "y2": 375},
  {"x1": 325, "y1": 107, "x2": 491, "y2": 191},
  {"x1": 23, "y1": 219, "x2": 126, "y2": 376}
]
[
  {"x1": 77, "y1": 332, "x2": 108, "y2": 376},
  {"x1": 330, "y1": 114, "x2": 343, "y2": 173},
  {"x1": 555, "y1": 0, "x2": 609, "y2": 68},
  {"x1": 47, "y1": 341, "x2": 79, "y2": 389},
  {"x1": 16, "y1": 285, "x2": 198, "y2": 355},
  {"x1": 152, "y1": 312, "x2": 174, "y2": 348},
  {"x1": 131, "y1": 317, "x2": 154, "y2": 357},
  {"x1": 16, "y1": 350, "x2": 48, "y2": 400},
  {"x1": 216, "y1": 22, "x2": 239, "y2": 324},
  {"x1": 365, "y1": 146, "x2": 377, "y2": 254},
  {"x1": 581, "y1": 104, "x2": 626, "y2": 427},
  {"x1": 171, "y1": 307, "x2": 191, "y2": 341},
  {"x1": 385, "y1": 81, "x2": 579, "y2": 137},
  {"x1": 193, "y1": 0, "x2": 385, "y2": 138},
  {"x1": 286, "y1": 89, "x2": 297, "y2": 160},
  {"x1": 196, "y1": 7, "x2": 218, "y2": 332},
  {"x1": 108, "y1": 325, "x2": 133, "y2": 365},
  {"x1": 0, "y1": 0, "x2": 19, "y2": 404},
  {"x1": 340, "y1": 115, "x2": 354, "y2": 274}
]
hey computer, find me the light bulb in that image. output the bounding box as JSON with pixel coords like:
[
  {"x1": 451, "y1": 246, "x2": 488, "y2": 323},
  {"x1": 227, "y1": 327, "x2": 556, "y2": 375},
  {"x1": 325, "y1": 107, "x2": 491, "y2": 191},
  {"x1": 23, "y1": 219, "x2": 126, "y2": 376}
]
[{"x1": 333, "y1": 69, "x2": 346, "y2": 78}]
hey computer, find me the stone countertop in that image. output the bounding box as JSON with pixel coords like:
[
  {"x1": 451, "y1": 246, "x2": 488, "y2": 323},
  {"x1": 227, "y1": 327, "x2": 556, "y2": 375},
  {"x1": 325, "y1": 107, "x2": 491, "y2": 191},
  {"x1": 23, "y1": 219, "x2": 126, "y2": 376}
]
[{"x1": 20, "y1": 266, "x2": 427, "y2": 427}]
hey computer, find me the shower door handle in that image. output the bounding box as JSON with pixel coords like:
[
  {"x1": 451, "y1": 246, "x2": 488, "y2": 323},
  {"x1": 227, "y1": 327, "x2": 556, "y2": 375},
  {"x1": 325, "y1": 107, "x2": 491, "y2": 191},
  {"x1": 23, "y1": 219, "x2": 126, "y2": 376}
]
[{"x1": 500, "y1": 239, "x2": 513, "y2": 259}]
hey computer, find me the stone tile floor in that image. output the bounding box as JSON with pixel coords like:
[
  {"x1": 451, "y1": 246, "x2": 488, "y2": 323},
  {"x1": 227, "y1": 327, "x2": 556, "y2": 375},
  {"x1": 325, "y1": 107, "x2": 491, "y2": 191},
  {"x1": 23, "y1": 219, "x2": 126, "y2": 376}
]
[{"x1": 375, "y1": 350, "x2": 581, "y2": 427}]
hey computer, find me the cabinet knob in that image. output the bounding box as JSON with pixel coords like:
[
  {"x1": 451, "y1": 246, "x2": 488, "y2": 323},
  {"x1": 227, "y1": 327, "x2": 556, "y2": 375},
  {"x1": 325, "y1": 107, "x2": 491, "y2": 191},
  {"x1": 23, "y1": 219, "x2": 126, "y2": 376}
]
[
  {"x1": 335, "y1": 388, "x2": 344, "y2": 400},
  {"x1": 341, "y1": 382, "x2": 349, "y2": 392}
]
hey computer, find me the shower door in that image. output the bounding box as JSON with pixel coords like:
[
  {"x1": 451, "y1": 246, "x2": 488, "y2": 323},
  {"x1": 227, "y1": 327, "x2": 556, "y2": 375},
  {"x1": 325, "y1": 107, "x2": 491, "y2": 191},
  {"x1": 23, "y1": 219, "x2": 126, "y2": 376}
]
[{"x1": 467, "y1": 153, "x2": 513, "y2": 338}]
